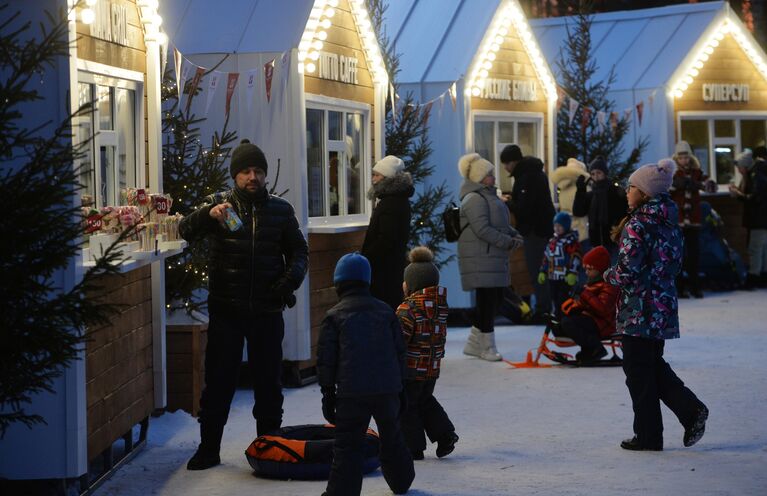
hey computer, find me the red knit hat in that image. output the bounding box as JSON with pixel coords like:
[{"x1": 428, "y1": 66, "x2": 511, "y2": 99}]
[{"x1": 583, "y1": 246, "x2": 610, "y2": 272}]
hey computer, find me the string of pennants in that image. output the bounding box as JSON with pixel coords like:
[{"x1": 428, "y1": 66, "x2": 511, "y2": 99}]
[
  {"x1": 387, "y1": 81, "x2": 459, "y2": 127},
  {"x1": 169, "y1": 44, "x2": 289, "y2": 119}
]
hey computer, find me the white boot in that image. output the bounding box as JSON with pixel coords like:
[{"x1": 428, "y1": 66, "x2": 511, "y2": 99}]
[
  {"x1": 463, "y1": 326, "x2": 482, "y2": 357},
  {"x1": 478, "y1": 331, "x2": 503, "y2": 361}
]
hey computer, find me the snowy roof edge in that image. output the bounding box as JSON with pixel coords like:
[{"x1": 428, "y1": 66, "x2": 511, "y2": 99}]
[{"x1": 529, "y1": 1, "x2": 725, "y2": 28}]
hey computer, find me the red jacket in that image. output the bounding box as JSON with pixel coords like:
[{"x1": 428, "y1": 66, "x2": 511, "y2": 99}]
[
  {"x1": 670, "y1": 155, "x2": 706, "y2": 225},
  {"x1": 395, "y1": 286, "x2": 448, "y2": 381},
  {"x1": 568, "y1": 279, "x2": 619, "y2": 338}
]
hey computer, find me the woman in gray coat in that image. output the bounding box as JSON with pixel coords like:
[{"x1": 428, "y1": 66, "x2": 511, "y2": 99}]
[{"x1": 457, "y1": 153, "x2": 524, "y2": 361}]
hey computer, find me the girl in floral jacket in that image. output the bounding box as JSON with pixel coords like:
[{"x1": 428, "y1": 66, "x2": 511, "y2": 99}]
[{"x1": 605, "y1": 159, "x2": 708, "y2": 452}]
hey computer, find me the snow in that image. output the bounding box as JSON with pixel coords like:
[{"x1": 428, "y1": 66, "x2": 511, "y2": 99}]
[{"x1": 95, "y1": 290, "x2": 767, "y2": 495}]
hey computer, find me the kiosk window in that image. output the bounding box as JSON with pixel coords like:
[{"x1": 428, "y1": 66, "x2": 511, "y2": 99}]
[
  {"x1": 474, "y1": 116, "x2": 542, "y2": 194},
  {"x1": 306, "y1": 105, "x2": 368, "y2": 219},
  {"x1": 77, "y1": 77, "x2": 139, "y2": 208}
]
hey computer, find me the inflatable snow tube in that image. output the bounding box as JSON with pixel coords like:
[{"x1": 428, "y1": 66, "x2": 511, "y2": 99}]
[{"x1": 245, "y1": 424, "x2": 380, "y2": 480}]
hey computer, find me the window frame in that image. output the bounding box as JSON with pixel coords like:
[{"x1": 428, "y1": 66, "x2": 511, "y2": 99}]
[
  {"x1": 305, "y1": 94, "x2": 372, "y2": 229},
  {"x1": 76, "y1": 61, "x2": 144, "y2": 208},
  {"x1": 678, "y1": 111, "x2": 767, "y2": 192}
]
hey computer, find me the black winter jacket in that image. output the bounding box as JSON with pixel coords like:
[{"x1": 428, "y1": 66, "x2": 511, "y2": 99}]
[
  {"x1": 573, "y1": 178, "x2": 628, "y2": 247},
  {"x1": 507, "y1": 156, "x2": 556, "y2": 237},
  {"x1": 740, "y1": 158, "x2": 767, "y2": 229},
  {"x1": 361, "y1": 173, "x2": 414, "y2": 309},
  {"x1": 179, "y1": 186, "x2": 308, "y2": 314},
  {"x1": 317, "y1": 284, "x2": 406, "y2": 398}
]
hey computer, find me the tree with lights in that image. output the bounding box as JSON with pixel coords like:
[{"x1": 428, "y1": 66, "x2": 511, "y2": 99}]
[
  {"x1": 0, "y1": 3, "x2": 126, "y2": 435},
  {"x1": 555, "y1": 0, "x2": 647, "y2": 181},
  {"x1": 367, "y1": 0, "x2": 452, "y2": 266}
]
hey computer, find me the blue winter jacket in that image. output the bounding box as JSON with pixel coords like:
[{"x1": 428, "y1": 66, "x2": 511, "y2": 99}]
[{"x1": 605, "y1": 193, "x2": 683, "y2": 340}]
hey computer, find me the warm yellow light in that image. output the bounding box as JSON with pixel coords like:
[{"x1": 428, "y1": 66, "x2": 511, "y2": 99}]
[
  {"x1": 324, "y1": 8, "x2": 335, "y2": 18},
  {"x1": 483, "y1": 61, "x2": 492, "y2": 70},
  {"x1": 317, "y1": 30, "x2": 327, "y2": 40},
  {"x1": 306, "y1": 62, "x2": 316, "y2": 73},
  {"x1": 472, "y1": 87, "x2": 481, "y2": 96},
  {"x1": 81, "y1": 8, "x2": 95, "y2": 24},
  {"x1": 309, "y1": 51, "x2": 320, "y2": 60},
  {"x1": 494, "y1": 36, "x2": 503, "y2": 45},
  {"x1": 499, "y1": 27, "x2": 508, "y2": 36},
  {"x1": 479, "y1": 69, "x2": 488, "y2": 78},
  {"x1": 694, "y1": 61, "x2": 704, "y2": 69},
  {"x1": 689, "y1": 68, "x2": 699, "y2": 77},
  {"x1": 704, "y1": 46, "x2": 714, "y2": 55},
  {"x1": 700, "y1": 53, "x2": 709, "y2": 61},
  {"x1": 674, "y1": 90, "x2": 684, "y2": 98},
  {"x1": 710, "y1": 39, "x2": 719, "y2": 47},
  {"x1": 490, "y1": 43, "x2": 500, "y2": 52},
  {"x1": 487, "y1": 52, "x2": 496, "y2": 61},
  {"x1": 680, "y1": 83, "x2": 689, "y2": 91},
  {"x1": 313, "y1": 40, "x2": 323, "y2": 50},
  {"x1": 320, "y1": 19, "x2": 331, "y2": 29},
  {"x1": 684, "y1": 76, "x2": 694, "y2": 85},
  {"x1": 299, "y1": 40, "x2": 311, "y2": 51}
]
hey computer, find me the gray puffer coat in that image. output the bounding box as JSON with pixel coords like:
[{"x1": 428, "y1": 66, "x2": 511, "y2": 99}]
[{"x1": 458, "y1": 180, "x2": 522, "y2": 290}]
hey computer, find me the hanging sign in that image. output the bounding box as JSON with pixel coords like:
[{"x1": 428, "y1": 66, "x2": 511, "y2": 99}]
[
  {"x1": 702, "y1": 84, "x2": 749, "y2": 102},
  {"x1": 480, "y1": 79, "x2": 537, "y2": 102},
  {"x1": 317, "y1": 51, "x2": 359, "y2": 85},
  {"x1": 89, "y1": 0, "x2": 129, "y2": 46}
]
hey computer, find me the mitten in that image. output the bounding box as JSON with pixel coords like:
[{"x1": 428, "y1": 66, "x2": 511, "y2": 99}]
[
  {"x1": 321, "y1": 387, "x2": 336, "y2": 424},
  {"x1": 537, "y1": 272, "x2": 547, "y2": 285},
  {"x1": 576, "y1": 175, "x2": 587, "y2": 190},
  {"x1": 565, "y1": 273, "x2": 578, "y2": 286}
]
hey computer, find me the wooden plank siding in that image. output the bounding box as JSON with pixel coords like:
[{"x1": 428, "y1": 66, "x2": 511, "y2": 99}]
[{"x1": 85, "y1": 265, "x2": 154, "y2": 460}]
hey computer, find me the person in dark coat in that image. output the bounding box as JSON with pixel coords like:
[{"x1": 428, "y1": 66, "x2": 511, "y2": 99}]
[
  {"x1": 318, "y1": 253, "x2": 415, "y2": 496},
  {"x1": 179, "y1": 139, "x2": 308, "y2": 470},
  {"x1": 606, "y1": 159, "x2": 708, "y2": 452},
  {"x1": 361, "y1": 155, "x2": 414, "y2": 310},
  {"x1": 572, "y1": 156, "x2": 628, "y2": 259},
  {"x1": 501, "y1": 144, "x2": 556, "y2": 319},
  {"x1": 670, "y1": 141, "x2": 709, "y2": 298},
  {"x1": 730, "y1": 146, "x2": 767, "y2": 289}
]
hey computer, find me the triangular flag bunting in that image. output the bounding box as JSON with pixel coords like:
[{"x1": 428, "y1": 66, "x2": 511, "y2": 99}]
[
  {"x1": 449, "y1": 82, "x2": 457, "y2": 111},
  {"x1": 610, "y1": 112, "x2": 619, "y2": 133},
  {"x1": 636, "y1": 101, "x2": 644, "y2": 127},
  {"x1": 596, "y1": 111, "x2": 606, "y2": 133},
  {"x1": 556, "y1": 86, "x2": 566, "y2": 112},
  {"x1": 423, "y1": 101, "x2": 434, "y2": 126},
  {"x1": 225, "y1": 72, "x2": 239, "y2": 120},
  {"x1": 205, "y1": 71, "x2": 220, "y2": 114},
  {"x1": 185, "y1": 67, "x2": 205, "y2": 114},
  {"x1": 568, "y1": 98, "x2": 579, "y2": 126},
  {"x1": 623, "y1": 108, "x2": 633, "y2": 124},
  {"x1": 389, "y1": 83, "x2": 397, "y2": 124},
  {"x1": 264, "y1": 59, "x2": 275, "y2": 103},
  {"x1": 581, "y1": 106, "x2": 593, "y2": 133},
  {"x1": 245, "y1": 69, "x2": 258, "y2": 112},
  {"x1": 174, "y1": 47, "x2": 183, "y2": 102}
]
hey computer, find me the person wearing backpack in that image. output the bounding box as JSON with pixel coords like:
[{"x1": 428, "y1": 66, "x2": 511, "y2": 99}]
[{"x1": 457, "y1": 153, "x2": 523, "y2": 361}]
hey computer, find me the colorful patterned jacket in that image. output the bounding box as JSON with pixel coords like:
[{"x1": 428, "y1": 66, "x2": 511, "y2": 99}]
[
  {"x1": 539, "y1": 230, "x2": 582, "y2": 280},
  {"x1": 605, "y1": 193, "x2": 683, "y2": 340},
  {"x1": 395, "y1": 286, "x2": 448, "y2": 381}
]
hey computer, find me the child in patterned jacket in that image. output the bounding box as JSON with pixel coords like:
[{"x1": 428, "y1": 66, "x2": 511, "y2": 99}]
[
  {"x1": 396, "y1": 246, "x2": 458, "y2": 461},
  {"x1": 538, "y1": 212, "x2": 582, "y2": 319}
]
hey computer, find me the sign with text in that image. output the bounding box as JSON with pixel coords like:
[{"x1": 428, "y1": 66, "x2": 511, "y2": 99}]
[
  {"x1": 89, "y1": 0, "x2": 129, "y2": 46},
  {"x1": 480, "y1": 78, "x2": 538, "y2": 102},
  {"x1": 702, "y1": 83, "x2": 749, "y2": 102},
  {"x1": 318, "y1": 51, "x2": 359, "y2": 85}
]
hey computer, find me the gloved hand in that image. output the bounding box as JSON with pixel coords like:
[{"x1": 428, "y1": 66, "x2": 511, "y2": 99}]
[
  {"x1": 537, "y1": 272, "x2": 547, "y2": 285},
  {"x1": 565, "y1": 273, "x2": 578, "y2": 286},
  {"x1": 271, "y1": 278, "x2": 294, "y2": 299},
  {"x1": 510, "y1": 235, "x2": 524, "y2": 250},
  {"x1": 321, "y1": 387, "x2": 336, "y2": 424},
  {"x1": 576, "y1": 175, "x2": 587, "y2": 190}
]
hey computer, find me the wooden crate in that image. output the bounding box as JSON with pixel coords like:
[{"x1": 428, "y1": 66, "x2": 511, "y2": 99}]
[{"x1": 166, "y1": 322, "x2": 208, "y2": 416}]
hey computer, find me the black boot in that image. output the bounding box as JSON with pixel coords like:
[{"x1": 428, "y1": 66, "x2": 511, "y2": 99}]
[
  {"x1": 620, "y1": 436, "x2": 662, "y2": 451},
  {"x1": 187, "y1": 445, "x2": 221, "y2": 470},
  {"x1": 257, "y1": 418, "x2": 281, "y2": 437},
  {"x1": 187, "y1": 422, "x2": 223, "y2": 470},
  {"x1": 744, "y1": 274, "x2": 758, "y2": 291},
  {"x1": 436, "y1": 432, "x2": 459, "y2": 458},
  {"x1": 683, "y1": 404, "x2": 709, "y2": 447}
]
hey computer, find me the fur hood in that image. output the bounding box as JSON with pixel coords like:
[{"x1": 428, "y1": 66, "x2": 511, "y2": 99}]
[
  {"x1": 367, "y1": 171, "x2": 414, "y2": 200},
  {"x1": 672, "y1": 152, "x2": 701, "y2": 170},
  {"x1": 551, "y1": 163, "x2": 589, "y2": 188}
]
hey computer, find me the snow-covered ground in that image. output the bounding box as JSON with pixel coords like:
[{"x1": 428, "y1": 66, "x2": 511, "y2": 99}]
[{"x1": 96, "y1": 290, "x2": 767, "y2": 496}]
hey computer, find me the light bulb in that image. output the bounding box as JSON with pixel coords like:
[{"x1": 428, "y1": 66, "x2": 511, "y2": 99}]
[
  {"x1": 674, "y1": 90, "x2": 684, "y2": 98},
  {"x1": 313, "y1": 40, "x2": 323, "y2": 50},
  {"x1": 81, "y1": 8, "x2": 95, "y2": 24},
  {"x1": 689, "y1": 68, "x2": 699, "y2": 77},
  {"x1": 472, "y1": 87, "x2": 481, "y2": 96},
  {"x1": 487, "y1": 52, "x2": 496, "y2": 61},
  {"x1": 317, "y1": 31, "x2": 328, "y2": 40},
  {"x1": 498, "y1": 27, "x2": 508, "y2": 36},
  {"x1": 483, "y1": 61, "x2": 492, "y2": 70},
  {"x1": 299, "y1": 40, "x2": 311, "y2": 51},
  {"x1": 694, "y1": 61, "x2": 704, "y2": 69},
  {"x1": 309, "y1": 51, "x2": 320, "y2": 60},
  {"x1": 684, "y1": 76, "x2": 693, "y2": 84},
  {"x1": 320, "y1": 19, "x2": 331, "y2": 29},
  {"x1": 710, "y1": 39, "x2": 719, "y2": 47},
  {"x1": 306, "y1": 62, "x2": 316, "y2": 73},
  {"x1": 324, "y1": 8, "x2": 335, "y2": 18},
  {"x1": 479, "y1": 69, "x2": 488, "y2": 78},
  {"x1": 704, "y1": 46, "x2": 714, "y2": 55},
  {"x1": 680, "y1": 82, "x2": 689, "y2": 91},
  {"x1": 85, "y1": 0, "x2": 97, "y2": 5},
  {"x1": 700, "y1": 53, "x2": 709, "y2": 61},
  {"x1": 328, "y1": 0, "x2": 339, "y2": 6},
  {"x1": 490, "y1": 43, "x2": 500, "y2": 52},
  {"x1": 494, "y1": 36, "x2": 503, "y2": 45}
]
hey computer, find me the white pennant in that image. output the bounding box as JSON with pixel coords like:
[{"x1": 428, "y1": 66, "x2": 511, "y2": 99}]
[
  {"x1": 245, "y1": 68, "x2": 258, "y2": 113},
  {"x1": 389, "y1": 82, "x2": 396, "y2": 124},
  {"x1": 178, "y1": 62, "x2": 192, "y2": 109},
  {"x1": 623, "y1": 108, "x2": 633, "y2": 123},
  {"x1": 596, "y1": 111, "x2": 606, "y2": 132},
  {"x1": 568, "y1": 98, "x2": 579, "y2": 126},
  {"x1": 174, "y1": 47, "x2": 182, "y2": 102},
  {"x1": 205, "y1": 72, "x2": 220, "y2": 114}
]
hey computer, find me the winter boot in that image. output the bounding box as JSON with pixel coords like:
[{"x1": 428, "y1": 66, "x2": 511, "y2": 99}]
[
  {"x1": 619, "y1": 436, "x2": 662, "y2": 451},
  {"x1": 744, "y1": 273, "x2": 758, "y2": 291},
  {"x1": 436, "y1": 432, "x2": 459, "y2": 458},
  {"x1": 683, "y1": 404, "x2": 709, "y2": 447},
  {"x1": 186, "y1": 445, "x2": 220, "y2": 470},
  {"x1": 463, "y1": 326, "x2": 482, "y2": 357},
  {"x1": 478, "y1": 331, "x2": 502, "y2": 361}
]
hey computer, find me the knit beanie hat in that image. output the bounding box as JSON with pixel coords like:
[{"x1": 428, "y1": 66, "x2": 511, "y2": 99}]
[
  {"x1": 458, "y1": 153, "x2": 495, "y2": 183},
  {"x1": 553, "y1": 211, "x2": 571, "y2": 231},
  {"x1": 372, "y1": 155, "x2": 405, "y2": 178},
  {"x1": 403, "y1": 246, "x2": 440, "y2": 293},
  {"x1": 583, "y1": 246, "x2": 610, "y2": 273},
  {"x1": 230, "y1": 139, "x2": 268, "y2": 178},
  {"x1": 628, "y1": 159, "x2": 676, "y2": 197},
  {"x1": 566, "y1": 157, "x2": 587, "y2": 172},
  {"x1": 675, "y1": 141, "x2": 692, "y2": 155},
  {"x1": 333, "y1": 252, "x2": 371, "y2": 285},
  {"x1": 589, "y1": 156, "x2": 608, "y2": 175},
  {"x1": 736, "y1": 149, "x2": 754, "y2": 169},
  {"x1": 500, "y1": 144, "x2": 523, "y2": 164}
]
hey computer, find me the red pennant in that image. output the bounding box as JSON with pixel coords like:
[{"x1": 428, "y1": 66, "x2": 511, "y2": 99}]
[
  {"x1": 185, "y1": 67, "x2": 205, "y2": 113},
  {"x1": 225, "y1": 72, "x2": 239, "y2": 119},
  {"x1": 636, "y1": 101, "x2": 644, "y2": 126},
  {"x1": 264, "y1": 60, "x2": 275, "y2": 103},
  {"x1": 581, "y1": 106, "x2": 592, "y2": 133}
]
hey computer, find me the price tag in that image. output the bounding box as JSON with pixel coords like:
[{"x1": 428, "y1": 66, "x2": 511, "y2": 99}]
[
  {"x1": 154, "y1": 196, "x2": 169, "y2": 214},
  {"x1": 85, "y1": 214, "x2": 103, "y2": 233},
  {"x1": 137, "y1": 189, "x2": 148, "y2": 205}
]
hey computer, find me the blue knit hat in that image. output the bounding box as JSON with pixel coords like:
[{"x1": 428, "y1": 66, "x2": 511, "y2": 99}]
[
  {"x1": 553, "y1": 211, "x2": 571, "y2": 231},
  {"x1": 333, "y1": 253, "x2": 371, "y2": 285}
]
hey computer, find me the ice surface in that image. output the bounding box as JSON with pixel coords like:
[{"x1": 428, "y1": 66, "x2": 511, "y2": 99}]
[{"x1": 95, "y1": 290, "x2": 767, "y2": 495}]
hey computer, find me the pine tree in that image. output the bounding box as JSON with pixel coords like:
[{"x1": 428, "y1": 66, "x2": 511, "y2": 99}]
[
  {"x1": 555, "y1": 0, "x2": 648, "y2": 182},
  {"x1": 0, "y1": 3, "x2": 127, "y2": 435},
  {"x1": 161, "y1": 64, "x2": 237, "y2": 316},
  {"x1": 368, "y1": 0, "x2": 453, "y2": 266}
]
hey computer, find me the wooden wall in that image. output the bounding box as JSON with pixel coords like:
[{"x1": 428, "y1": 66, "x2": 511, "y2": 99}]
[
  {"x1": 85, "y1": 266, "x2": 154, "y2": 459},
  {"x1": 674, "y1": 34, "x2": 767, "y2": 115}
]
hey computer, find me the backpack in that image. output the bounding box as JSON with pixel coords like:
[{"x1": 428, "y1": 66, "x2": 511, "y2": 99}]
[{"x1": 442, "y1": 202, "x2": 465, "y2": 242}]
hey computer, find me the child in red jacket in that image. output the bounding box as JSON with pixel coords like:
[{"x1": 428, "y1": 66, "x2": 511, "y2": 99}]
[
  {"x1": 396, "y1": 247, "x2": 458, "y2": 461},
  {"x1": 553, "y1": 246, "x2": 618, "y2": 363}
]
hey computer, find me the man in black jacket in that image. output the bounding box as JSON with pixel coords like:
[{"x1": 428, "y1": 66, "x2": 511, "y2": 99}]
[
  {"x1": 501, "y1": 144, "x2": 555, "y2": 318},
  {"x1": 180, "y1": 139, "x2": 308, "y2": 470},
  {"x1": 318, "y1": 253, "x2": 414, "y2": 496}
]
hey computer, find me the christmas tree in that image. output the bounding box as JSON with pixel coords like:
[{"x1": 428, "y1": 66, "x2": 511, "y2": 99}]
[
  {"x1": 0, "y1": 3, "x2": 127, "y2": 435},
  {"x1": 368, "y1": 0, "x2": 453, "y2": 266},
  {"x1": 161, "y1": 63, "x2": 238, "y2": 316},
  {"x1": 555, "y1": 0, "x2": 647, "y2": 181}
]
